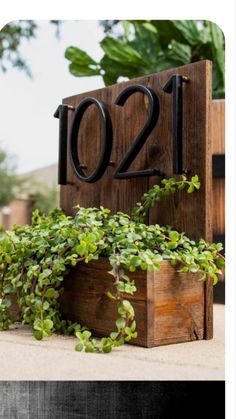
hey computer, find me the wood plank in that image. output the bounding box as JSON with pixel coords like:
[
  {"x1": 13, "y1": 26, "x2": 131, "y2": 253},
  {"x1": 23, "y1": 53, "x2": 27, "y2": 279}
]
[
  {"x1": 213, "y1": 178, "x2": 225, "y2": 235},
  {"x1": 58, "y1": 62, "x2": 215, "y2": 344},
  {"x1": 60, "y1": 80, "x2": 149, "y2": 216},
  {"x1": 211, "y1": 100, "x2": 225, "y2": 154},
  {"x1": 153, "y1": 262, "x2": 205, "y2": 346},
  {"x1": 211, "y1": 100, "x2": 225, "y2": 240},
  {"x1": 59, "y1": 258, "x2": 208, "y2": 347},
  {"x1": 60, "y1": 258, "x2": 148, "y2": 346},
  {"x1": 146, "y1": 271, "x2": 155, "y2": 347},
  {"x1": 148, "y1": 60, "x2": 213, "y2": 242}
]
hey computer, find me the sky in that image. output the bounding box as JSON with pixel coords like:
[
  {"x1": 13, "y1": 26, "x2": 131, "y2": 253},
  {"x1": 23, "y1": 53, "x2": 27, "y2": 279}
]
[{"x1": 0, "y1": 20, "x2": 106, "y2": 174}]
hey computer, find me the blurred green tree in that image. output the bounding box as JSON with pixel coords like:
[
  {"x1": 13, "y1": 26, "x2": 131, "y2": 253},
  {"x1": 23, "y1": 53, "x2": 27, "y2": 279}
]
[
  {"x1": 0, "y1": 20, "x2": 61, "y2": 76},
  {"x1": 65, "y1": 20, "x2": 225, "y2": 98},
  {"x1": 31, "y1": 185, "x2": 59, "y2": 215},
  {"x1": 0, "y1": 147, "x2": 21, "y2": 207}
]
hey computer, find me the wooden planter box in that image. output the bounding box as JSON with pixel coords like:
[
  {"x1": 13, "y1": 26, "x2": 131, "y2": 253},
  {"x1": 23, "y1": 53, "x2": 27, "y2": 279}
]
[{"x1": 59, "y1": 258, "x2": 213, "y2": 347}]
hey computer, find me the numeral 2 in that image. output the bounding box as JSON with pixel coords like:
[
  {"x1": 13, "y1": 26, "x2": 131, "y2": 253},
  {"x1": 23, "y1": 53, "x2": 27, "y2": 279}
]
[{"x1": 114, "y1": 84, "x2": 160, "y2": 179}]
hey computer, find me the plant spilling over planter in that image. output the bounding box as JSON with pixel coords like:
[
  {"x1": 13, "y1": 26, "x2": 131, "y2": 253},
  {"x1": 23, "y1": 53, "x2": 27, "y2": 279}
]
[{"x1": 0, "y1": 176, "x2": 224, "y2": 353}]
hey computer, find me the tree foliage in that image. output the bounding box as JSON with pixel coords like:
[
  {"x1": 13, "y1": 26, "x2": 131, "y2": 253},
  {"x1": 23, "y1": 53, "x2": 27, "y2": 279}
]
[
  {"x1": 0, "y1": 20, "x2": 61, "y2": 76},
  {"x1": 65, "y1": 20, "x2": 225, "y2": 98},
  {"x1": 31, "y1": 185, "x2": 59, "y2": 215},
  {"x1": 0, "y1": 21, "x2": 37, "y2": 76}
]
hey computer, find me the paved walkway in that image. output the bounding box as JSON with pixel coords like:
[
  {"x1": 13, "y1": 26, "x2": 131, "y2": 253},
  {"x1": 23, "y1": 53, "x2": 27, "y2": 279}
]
[{"x1": 0, "y1": 305, "x2": 224, "y2": 381}]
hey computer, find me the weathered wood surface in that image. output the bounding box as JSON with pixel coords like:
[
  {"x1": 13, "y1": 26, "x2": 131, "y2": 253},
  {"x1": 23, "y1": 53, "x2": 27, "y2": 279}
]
[
  {"x1": 60, "y1": 61, "x2": 214, "y2": 341},
  {"x1": 60, "y1": 61, "x2": 213, "y2": 242},
  {"x1": 211, "y1": 100, "x2": 225, "y2": 238},
  {"x1": 60, "y1": 258, "x2": 209, "y2": 347}
]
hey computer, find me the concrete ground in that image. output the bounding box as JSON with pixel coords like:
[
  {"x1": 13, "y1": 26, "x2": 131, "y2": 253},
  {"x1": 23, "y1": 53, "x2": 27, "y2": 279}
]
[{"x1": 0, "y1": 304, "x2": 224, "y2": 381}]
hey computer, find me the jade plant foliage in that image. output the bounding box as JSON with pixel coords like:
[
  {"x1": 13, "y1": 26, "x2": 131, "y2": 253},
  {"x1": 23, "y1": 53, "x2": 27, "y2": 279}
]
[{"x1": 0, "y1": 176, "x2": 224, "y2": 353}]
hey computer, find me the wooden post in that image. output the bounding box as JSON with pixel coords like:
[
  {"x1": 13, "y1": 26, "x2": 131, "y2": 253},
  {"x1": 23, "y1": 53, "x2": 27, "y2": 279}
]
[
  {"x1": 58, "y1": 60, "x2": 216, "y2": 342},
  {"x1": 211, "y1": 100, "x2": 225, "y2": 241}
]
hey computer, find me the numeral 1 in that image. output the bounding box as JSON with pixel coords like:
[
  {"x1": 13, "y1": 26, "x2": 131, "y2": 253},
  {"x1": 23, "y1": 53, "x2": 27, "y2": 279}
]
[
  {"x1": 54, "y1": 104, "x2": 70, "y2": 185},
  {"x1": 163, "y1": 75, "x2": 184, "y2": 174}
]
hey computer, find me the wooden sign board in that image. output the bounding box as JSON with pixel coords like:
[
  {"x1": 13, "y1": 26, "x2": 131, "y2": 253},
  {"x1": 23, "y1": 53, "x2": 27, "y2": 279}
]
[
  {"x1": 55, "y1": 60, "x2": 214, "y2": 340},
  {"x1": 56, "y1": 60, "x2": 213, "y2": 243}
]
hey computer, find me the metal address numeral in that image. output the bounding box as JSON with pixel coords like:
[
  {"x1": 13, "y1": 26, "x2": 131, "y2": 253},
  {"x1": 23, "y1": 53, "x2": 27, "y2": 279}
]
[
  {"x1": 163, "y1": 74, "x2": 188, "y2": 174},
  {"x1": 54, "y1": 104, "x2": 71, "y2": 185},
  {"x1": 114, "y1": 84, "x2": 160, "y2": 179},
  {"x1": 55, "y1": 77, "x2": 188, "y2": 184},
  {"x1": 70, "y1": 97, "x2": 113, "y2": 183}
]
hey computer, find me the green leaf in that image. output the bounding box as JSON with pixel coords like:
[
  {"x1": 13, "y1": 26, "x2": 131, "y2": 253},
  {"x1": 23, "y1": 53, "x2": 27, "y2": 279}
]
[
  {"x1": 3, "y1": 285, "x2": 14, "y2": 294},
  {"x1": 110, "y1": 332, "x2": 119, "y2": 340},
  {"x1": 215, "y1": 257, "x2": 225, "y2": 268},
  {"x1": 101, "y1": 37, "x2": 148, "y2": 67},
  {"x1": 45, "y1": 288, "x2": 58, "y2": 299},
  {"x1": 207, "y1": 21, "x2": 225, "y2": 90},
  {"x1": 191, "y1": 175, "x2": 200, "y2": 189},
  {"x1": 130, "y1": 320, "x2": 136, "y2": 332},
  {"x1": 124, "y1": 326, "x2": 131, "y2": 335},
  {"x1": 169, "y1": 41, "x2": 191, "y2": 64},
  {"x1": 102, "y1": 345, "x2": 112, "y2": 353},
  {"x1": 189, "y1": 265, "x2": 199, "y2": 273},
  {"x1": 116, "y1": 318, "x2": 126, "y2": 330},
  {"x1": 167, "y1": 241, "x2": 178, "y2": 250},
  {"x1": 106, "y1": 291, "x2": 116, "y2": 300},
  {"x1": 43, "y1": 319, "x2": 53, "y2": 331},
  {"x1": 75, "y1": 331, "x2": 83, "y2": 340},
  {"x1": 75, "y1": 342, "x2": 84, "y2": 352},
  {"x1": 172, "y1": 20, "x2": 206, "y2": 46},
  {"x1": 33, "y1": 330, "x2": 43, "y2": 340},
  {"x1": 69, "y1": 63, "x2": 101, "y2": 77},
  {"x1": 43, "y1": 301, "x2": 50, "y2": 310},
  {"x1": 130, "y1": 256, "x2": 141, "y2": 267},
  {"x1": 142, "y1": 22, "x2": 158, "y2": 34},
  {"x1": 1, "y1": 299, "x2": 11, "y2": 308},
  {"x1": 33, "y1": 319, "x2": 42, "y2": 331},
  {"x1": 85, "y1": 344, "x2": 95, "y2": 353},
  {"x1": 187, "y1": 184, "x2": 195, "y2": 193},
  {"x1": 169, "y1": 231, "x2": 179, "y2": 242},
  {"x1": 82, "y1": 330, "x2": 92, "y2": 341},
  {"x1": 65, "y1": 46, "x2": 97, "y2": 65}
]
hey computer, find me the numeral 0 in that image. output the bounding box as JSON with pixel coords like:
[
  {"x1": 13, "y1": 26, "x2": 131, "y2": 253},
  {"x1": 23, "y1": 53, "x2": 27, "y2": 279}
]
[{"x1": 70, "y1": 97, "x2": 113, "y2": 183}]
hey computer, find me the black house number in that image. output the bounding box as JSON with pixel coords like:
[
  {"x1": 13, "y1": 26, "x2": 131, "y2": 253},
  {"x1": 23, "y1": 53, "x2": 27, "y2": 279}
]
[{"x1": 54, "y1": 75, "x2": 187, "y2": 185}]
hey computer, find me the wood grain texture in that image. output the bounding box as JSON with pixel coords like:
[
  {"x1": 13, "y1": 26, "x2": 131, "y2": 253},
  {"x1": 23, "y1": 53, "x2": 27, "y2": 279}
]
[
  {"x1": 60, "y1": 258, "x2": 148, "y2": 347},
  {"x1": 213, "y1": 178, "x2": 225, "y2": 235},
  {"x1": 211, "y1": 100, "x2": 225, "y2": 237},
  {"x1": 59, "y1": 61, "x2": 215, "y2": 345},
  {"x1": 60, "y1": 61, "x2": 213, "y2": 244},
  {"x1": 211, "y1": 100, "x2": 225, "y2": 154},
  {"x1": 0, "y1": 382, "x2": 225, "y2": 419},
  {"x1": 148, "y1": 61, "x2": 213, "y2": 244},
  {"x1": 152, "y1": 264, "x2": 205, "y2": 346},
  {"x1": 210, "y1": 100, "x2": 225, "y2": 306},
  {"x1": 60, "y1": 258, "x2": 209, "y2": 347}
]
